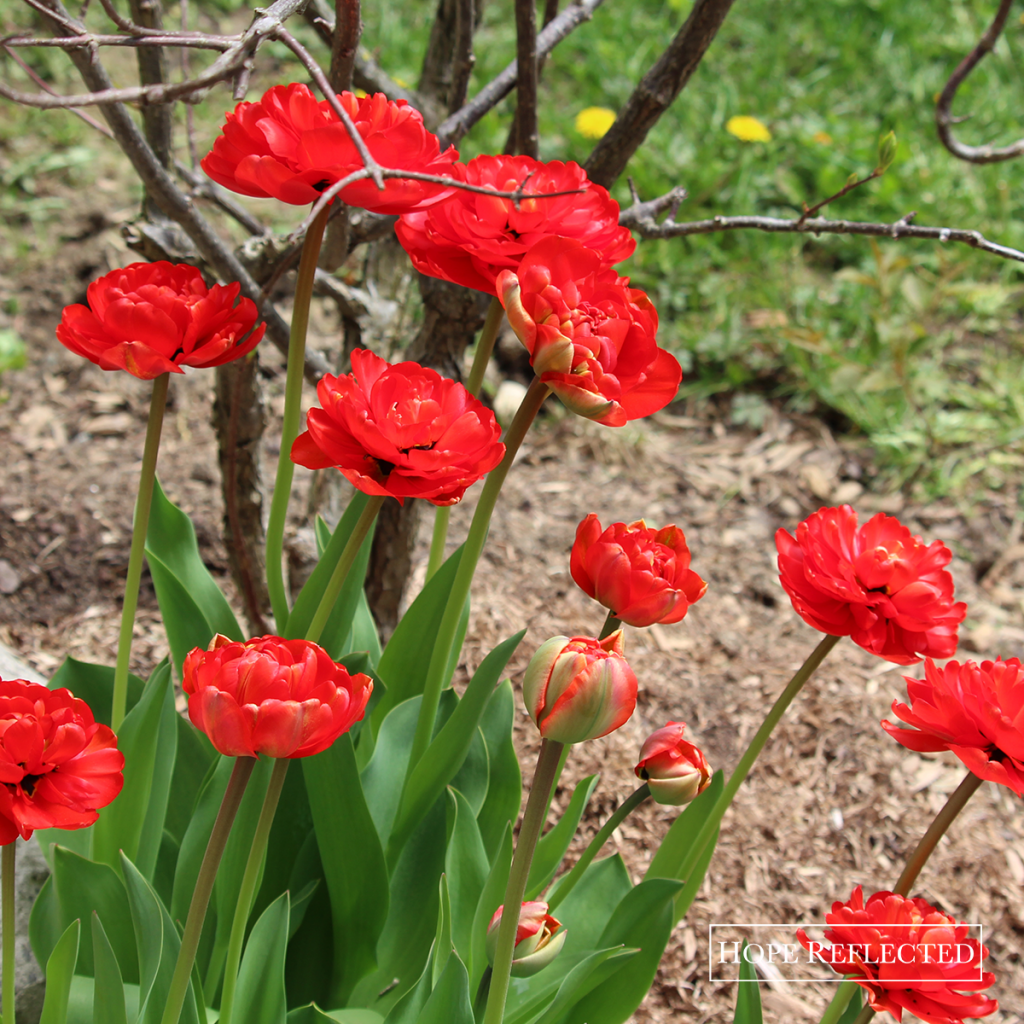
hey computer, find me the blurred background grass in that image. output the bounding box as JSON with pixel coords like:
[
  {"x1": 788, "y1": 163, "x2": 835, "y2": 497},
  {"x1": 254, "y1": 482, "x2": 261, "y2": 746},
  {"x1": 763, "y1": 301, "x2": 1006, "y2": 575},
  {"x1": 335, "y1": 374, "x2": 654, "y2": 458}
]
[{"x1": 3, "y1": 0, "x2": 1024, "y2": 496}]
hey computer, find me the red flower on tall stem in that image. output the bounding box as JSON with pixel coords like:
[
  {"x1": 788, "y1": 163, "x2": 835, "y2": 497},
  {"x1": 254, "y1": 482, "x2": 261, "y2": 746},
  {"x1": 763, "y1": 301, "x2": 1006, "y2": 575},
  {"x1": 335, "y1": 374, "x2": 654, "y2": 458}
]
[
  {"x1": 395, "y1": 154, "x2": 635, "y2": 295},
  {"x1": 497, "y1": 238, "x2": 681, "y2": 426},
  {"x1": 201, "y1": 84, "x2": 457, "y2": 213},
  {"x1": 291, "y1": 349, "x2": 505, "y2": 506},
  {"x1": 797, "y1": 886, "x2": 997, "y2": 1024},
  {"x1": 56, "y1": 262, "x2": 264, "y2": 380},
  {"x1": 634, "y1": 722, "x2": 711, "y2": 805},
  {"x1": 0, "y1": 679, "x2": 124, "y2": 844},
  {"x1": 776, "y1": 505, "x2": 966, "y2": 664},
  {"x1": 570, "y1": 513, "x2": 706, "y2": 626},
  {"x1": 182, "y1": 635, "x2": 373, "y2": 759},
  {"x1": 882, "y1": 657, "x2": 1024, "y2": 795}
]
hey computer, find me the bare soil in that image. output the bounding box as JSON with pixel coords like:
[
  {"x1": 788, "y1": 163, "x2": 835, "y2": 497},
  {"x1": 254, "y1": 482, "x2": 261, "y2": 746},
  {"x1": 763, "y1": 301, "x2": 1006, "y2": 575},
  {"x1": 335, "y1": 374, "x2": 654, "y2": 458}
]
[{"x1": 2, "y1": 205, "x2": 1024, "y2": 1024}]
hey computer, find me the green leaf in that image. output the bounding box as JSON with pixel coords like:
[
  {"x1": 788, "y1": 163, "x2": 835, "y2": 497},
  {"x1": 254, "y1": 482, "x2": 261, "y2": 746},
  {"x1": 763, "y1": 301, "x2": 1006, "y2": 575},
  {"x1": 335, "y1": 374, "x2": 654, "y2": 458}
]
[
  {"x1": 302, "y1": 734, "x2": 388, "y2": 1005},
  {"x1": 733, "y1": 941, "x2": 764, "y2": 1024},
  {"x1": 136, "y1": 663, "x2": 179, "y2": 880},
  {"x1": 475, "y1": 681, "x2": 521, "y2": 861},
  {"x1": 838, "y1": 986, "x2": 864, "y2": 1024},
  {"x1": 526, "y1": 774, "x2": 600, "y2": 900},
  {"x1": 346, "y1": 591, "x2": 383, "y2": 667},
  {"x1": 674, "y1": 824, "x2": 719, "y2": 923},
  {"x1": 287, "y1": 1007, "x2": 385, "y2": 1024},
  {"x1": 877, "y1": 130, "x2": 897, "y2": 173},
  {"x1": 432, "y1": 875, "x2": 452, "y2": 991},
  {"x1": 48, "y1": 656, "x2": 145, "y2": 726},
  {"x1": 51, "y1": 846, "x2": 138, "y2": 982},
  {"x1": 532, "y1": 947, "x2": 637, "y2": 1024},
  {"x1": 29, "y1": 876, "x2": 63, "y2": 974},
  {"x1": 449, "y1": 726, "x2": 489, "y2": 815},
  {"x1": 92, "y1": 913, "x2": 128, "y2": 1024},
  {"x1": 91, "y1": 662, "x2": 173, "y2": 872},
  {"x1": 389, "y1": 631, "x2": 524, "y2": 859},
  {"x1": 469, "y1": 823, "x2": 511, "y2": 989},
  {"x1": 444, "y1": 789, "x2": 489, "y2": 968},
  {"x1": 562, "y1": 879, "x2": 682, "y2": 1024},
  {"x1": 39, "y1": 919, "x2": 81, "y2": 1024},
  {"x1": 233, "y1": 892, "x2": 290, "y2": 1024},
  {"x1": 165, "y1": 717, "x2": 218, "y2": 846},
  {"x1": 360, "y1": 697, "x2": 423, "y2": 843},
  {"x1": 645, "y1": 770, "x2": 723, "y2": 882},
  {"x1": 287, "y1": 499, "x2": 376, "y2": 653},
  {"x1": 384, "y1": 950, "x2": 473, "y2": 1024},
  {"x1": 550, "y1": 855, "x2": 632, "y2": 958}
]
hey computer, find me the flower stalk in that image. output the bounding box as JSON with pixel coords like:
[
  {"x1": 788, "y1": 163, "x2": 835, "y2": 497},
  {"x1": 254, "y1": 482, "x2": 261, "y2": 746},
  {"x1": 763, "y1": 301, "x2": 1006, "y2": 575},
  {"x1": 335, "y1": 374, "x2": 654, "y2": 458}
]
[
  {"x1": 112, "y1": 370, "x2": 170, "y2": 733},
  {"x1": 598, "y1": 611, "x2": 621, "y2": 640},
  {"x1": 266, "y1": 204, "x2": 331, "y2": 632},
  {"x1": 818, "y1": 978, "x2": 858, "y2": 1024},
  {"x1": 483, "y1": 738, "x2": 565, "y2": 1024},
  {"x1": 2, "y1": 844, "x2": 13, "y2": 1024}
]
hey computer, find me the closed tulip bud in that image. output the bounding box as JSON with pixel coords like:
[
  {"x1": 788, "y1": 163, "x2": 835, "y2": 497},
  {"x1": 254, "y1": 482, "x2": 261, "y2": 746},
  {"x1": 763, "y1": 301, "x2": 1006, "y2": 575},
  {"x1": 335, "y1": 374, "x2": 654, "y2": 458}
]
[
  {"x1": 635, "y1": 722, "x2": 711, "y2": 805},
  {"x1": 522, "y1": 631, "x2": 637, "y2": 744},
  {"x1": 486, "y1": 902, "x2": 567, "y2": 977}
]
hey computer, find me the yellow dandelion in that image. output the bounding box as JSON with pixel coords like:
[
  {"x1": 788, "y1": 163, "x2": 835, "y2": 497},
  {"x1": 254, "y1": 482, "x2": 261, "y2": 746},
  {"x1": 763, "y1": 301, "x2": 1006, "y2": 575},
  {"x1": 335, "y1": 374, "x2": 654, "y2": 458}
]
[
  {"x1": 355, "y1": 88, "x2": 368, "y2": 99},
  {"x1": 575, "y1": 107, "x2": 617, "y2": 140},
  {"x1": 812, "y1": 130, "x2": 833, "y2": 145},
  {"x1": 725, "y1": 115, "x2": 772, "y2": 143}
]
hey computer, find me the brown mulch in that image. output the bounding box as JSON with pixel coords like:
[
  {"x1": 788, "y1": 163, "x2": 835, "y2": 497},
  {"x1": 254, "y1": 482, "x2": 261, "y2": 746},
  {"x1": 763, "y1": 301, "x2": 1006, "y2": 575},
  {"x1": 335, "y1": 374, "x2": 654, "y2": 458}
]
[{"x1": 2, "y1": 208, "x2": 1024, "y2": 1024}]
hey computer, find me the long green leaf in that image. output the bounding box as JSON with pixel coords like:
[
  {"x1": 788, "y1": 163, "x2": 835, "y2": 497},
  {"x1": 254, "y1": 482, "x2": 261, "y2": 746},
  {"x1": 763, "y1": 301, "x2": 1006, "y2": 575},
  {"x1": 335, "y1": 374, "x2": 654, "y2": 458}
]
[
  {"x1": 431, "y1": 875, "x2": 452, "y2": 991},
  {"x1": 526, "y1": 774, "x2": 600, "y2": 900},
  {"x1": 475, "y1": 680, "x2": 522, "y2": 860},
  {"x1": 674, "y1": 825, "x2": 720, "y2": 923},
  {"x1": 136, "y1": 663, "x2": 179, "y2": 880},
  {"x1": 92, "y1": 912, "x2": 128, "y2": 1024},
  {"x1": 38, "y1": 919, "x2": 80, "y2": 1024},
  {"x1": 645, "y1": 770, "x2": 723, "y2": 881},
  {"x1": 469, "y1": 823, "x2": 512, "y2": 989},
  {"x1": 384, "y1": 949, "x2": 473, "y2": 1024},
  {"x1": 165, "y1": 717, "x2": 218, "y2": 846},
  {"x1": 48, "y1": 656, "x2": 144, "y2": 725},
  {"x1": 734, "y1": 942, "x2": 764, "y2": 1024},
  {"x1": 29, "y1": 876, "x2": 62, "y2": 974},
  {"x1": 444, "y1": 789, "x2": 489, "y2": 968},
  {"x1": 288, "y1": 1007, "x2": 385, "y2": 1024},
  {"x1": 233, "y1": 892, "x2": 290, "y2": 1024}
]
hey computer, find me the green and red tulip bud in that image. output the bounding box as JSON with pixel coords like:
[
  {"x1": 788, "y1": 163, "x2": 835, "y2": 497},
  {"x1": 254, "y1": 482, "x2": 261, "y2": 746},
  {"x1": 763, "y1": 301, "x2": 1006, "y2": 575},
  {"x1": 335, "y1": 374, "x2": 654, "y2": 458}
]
[
  {"x1": 635, "y1": 721, "x2": 711, "y2": 806},
  {"x1": 486, "y1": 901, "x2": 567, "y2": 978}
]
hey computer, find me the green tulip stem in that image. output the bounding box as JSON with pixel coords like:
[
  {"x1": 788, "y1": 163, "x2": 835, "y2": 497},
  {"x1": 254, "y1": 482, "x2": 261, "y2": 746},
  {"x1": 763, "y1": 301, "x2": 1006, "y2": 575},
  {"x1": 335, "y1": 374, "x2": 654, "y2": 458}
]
[
  {"x1": 424, "y1": 296, "x2": 504, "y2": 584},
  {"x1": 598, "y1": 612, "x2": 621, "y2": 640},
  {"x1": 2, "y1": 844, "x2": 14, "y2": 1024},
  {"x1": 407, "y1": 377, "x2": 550, "y2": 774},
  {"x1": 893, "y1": 771, "x2": 983, "y2": 897},
  {"x1": 112, "y1": 371, "x2": 169, "y2": 733},
  {"x1": 851, "y1": 1003, "x2": 876, "y2": 1024},
  {"x1": 266, "y1": 204, "x2": 331, "y2": 633},
  {"x1": 160, "y1": 756, "x2": 257, "y2": 1024},
  {"x1": 818, "y1": 978, "x2": 858, "y2": 1024},
  {"x1": 217, "y1": 757, "x2": 291, "y2": 1024},
  {"x1": 304, "y1": 495, "x2": 385, "y2": 645},
  {"x1": 483, "y1": 738, "x2": 565, "y2": 1024},
  {"x1": 675, "y1": 633, "x2": 841, "y2": 889},
  {"x1": 546, "y1": 783, "x2": 650, "y2": 913}
]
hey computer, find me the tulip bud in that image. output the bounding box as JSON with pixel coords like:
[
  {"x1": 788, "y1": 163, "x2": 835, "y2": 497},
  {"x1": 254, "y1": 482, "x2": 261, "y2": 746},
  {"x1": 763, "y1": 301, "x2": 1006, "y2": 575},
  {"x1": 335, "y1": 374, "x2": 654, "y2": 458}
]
[
  {"x1": 486, "y1": 902, "x2": 567, "y2": 978},
  {"x1": 634, "y1": 722, "x2": 711, "y2": 805},
  {"x1": 522, "y1": 631, "x2": 637, "y2": 744}
]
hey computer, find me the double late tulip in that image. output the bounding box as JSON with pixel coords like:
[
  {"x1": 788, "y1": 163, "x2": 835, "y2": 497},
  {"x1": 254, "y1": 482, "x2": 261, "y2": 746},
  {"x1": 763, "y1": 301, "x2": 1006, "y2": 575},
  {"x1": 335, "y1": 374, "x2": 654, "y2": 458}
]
[
  {"x1": 634, "y1": 722, "x2": 711, "y2": 805},
  {"x1": 486, "y1": 902, "x2": 567, "y2": 977}
]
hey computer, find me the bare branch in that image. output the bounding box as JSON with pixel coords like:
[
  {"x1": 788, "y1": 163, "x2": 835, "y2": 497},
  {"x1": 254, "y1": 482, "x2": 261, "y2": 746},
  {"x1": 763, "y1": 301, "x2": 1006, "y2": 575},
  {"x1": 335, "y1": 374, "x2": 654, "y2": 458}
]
[
  {"x1": 585, "y1": 0, "x2": 736, "y2": 188},
  {"x1": 2, "y1": 32, "x2": 233, "y2": 49},
  {"x1": 435, "y1": 0, "x2": 605, "y2": 147},
  {"x1": 936, "y1": 0, "x2": 1024, "y2": 164},
  {"x1": 512, "y1": 0, "x2": 538, "y2": 157},
  {"x1": 126, "y1": 0, "x2": 173, "y2": 184},
  {"x1": 619, "y1": 192, "x2": 1024, "y2": 265},
  {"x1": 448, "y1": 0, "x2": 474, "y2": 114},
  {"x1": 329, "y1": 0, "x2": 361, "y2": 92},
  {"x1": 796, "y1": 168, "x2": 881, "y2": 227}
]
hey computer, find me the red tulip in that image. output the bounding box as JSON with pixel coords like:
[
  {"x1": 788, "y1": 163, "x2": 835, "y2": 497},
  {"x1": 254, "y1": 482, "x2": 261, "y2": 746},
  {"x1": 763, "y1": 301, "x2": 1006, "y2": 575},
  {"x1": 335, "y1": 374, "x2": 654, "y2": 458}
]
[
  {"x1": 56, "y1": 262, "x2": 265, "y2": 380},
  {"x1": 570, "y1": 514, "x2": 706, "y2": 626},
  {"x1": 486, "y1": 901, "x2": 567, "y2": 977},
  {"x1": 776, "y1": 505, "x2": 966, "y2": 664},
  {"x1": 522, "y1": 631, "x2": 637, "y2": 744},
  {"x1": 882, "y1": 657, "x2": 1024, "y2": 795},
  {"x1": 182, "y1": 635, "x2": 373, "y2": 759},
  {"x1": 497, "y1": 238, "x2": 681, "y2": 426},
  {"x1": 201, "y1": 84, "x2": 457, "y2": 214},
  {"x1": 395, "y1": 154, "x2": 635, "y2": 296},
  {"x1": 634, "y1": 722, "x2": 711, "y2": 805},
  {"x1": 0, "y1": 679, "x2": 124, "y2": 844},
  {"x1": 797, "y1": 886, "x2": 997, "y2": 1024},
  {"x1": 291, "y1": 348, "x2": 505, "y2": 506}
]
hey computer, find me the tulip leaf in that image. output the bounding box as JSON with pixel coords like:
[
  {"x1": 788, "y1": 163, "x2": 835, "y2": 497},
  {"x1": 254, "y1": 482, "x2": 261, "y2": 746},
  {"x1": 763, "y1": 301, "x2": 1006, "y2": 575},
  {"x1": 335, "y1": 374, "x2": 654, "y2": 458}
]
[
  {"x1": 388, "y1": 630, "x2": 524, "y2": 860},
  {"x1": 560, "y1": 878, "x2": 683, "y2": 1024},
  {"x1": 444, "y1": 789, "x2": 489, "y2": 968},
  {"x1": 384, "y1": 948, "x2": 473, "y2": 1024},
  {"x1": 733, "y1": 942, "x2": 764, "y2": 1024},
  {"x1": 372, "y1": 544, "x2": 465, "y2": 727},
  {"x1": 302, "y1": 733, "x2": 389, "y2": 1005},
  {"x1": 673, "y1": 824, "x2": 719, "y2": 924},
  {"x1": 526, "y1": 774, "x2": 601, "y2": 900},
  {"x1": 48, "y1": 655, "x2": 145, "y2": 726},
  {"x1": 287, "y1": 1007, "x2": 384, "y2": 1024},
  {"x1": 469, "y1": 822, "x2": 512, "y2": 989},
  {"x1": 29, "y1": 876, "x2": 63, "y2": 973},
  {"x1": 284, "y1": 834, "x2": 333, "y2": 1009},
  {"x1": 345, "y1": 590, "x2": 383, "y2": 667},
  {"x1": 164, "y1": 716, "x2": 218, "y2": 846},
  {"x1": 645, "y1": 769, "x2": 723, "y2": 884},
  {"x1": 838, "y1": 986, "x2": 864, "y2": 1024},
  {"x1": 91, "y1": 661, "x2": 172, "y2": 873},
  {"x1": 51, "y1": 846, "x2": 138, "y2": 982},
  {"x1": 432, "y1": 874, "x2": 452, "y2": 990},
  {"x1": 286, "y1": 500, "x2": 376, "y2": 655},
  {"x1": 135, "y1": 662, "x2": 179, "y2": 881},
  {"x1": 38, "y1": 919, "x2": 80, "y2": 1024},
  {"x1": 449, "y1": 725, "x2": 489, "y2": 815},
  {"x1": 546, "y1": 855, "x2": 632, "y2": 959},
  {"x1": 146, "y1": 476, "x2": 242, "y2": 646},
  {"x1": 233, "y1": 891, "x2": 290, "y2": 1024},
  {"x1": 475, "y1": 680, "x2": 522, "y2": 860},
  {"x1": 92, "y1": 912, "x2": 128, "y2": 1024}
]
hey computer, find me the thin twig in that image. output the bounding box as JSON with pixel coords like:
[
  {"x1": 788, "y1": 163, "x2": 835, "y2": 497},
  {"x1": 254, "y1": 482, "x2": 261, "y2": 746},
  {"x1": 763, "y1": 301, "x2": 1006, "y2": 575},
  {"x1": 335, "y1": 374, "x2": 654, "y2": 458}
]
[
  {"x1": 796, "y1": 168, "x2": 881, "y2": 227},
  {"x1": 2, "y1": 32, "x2": 233, "y2": 48}
]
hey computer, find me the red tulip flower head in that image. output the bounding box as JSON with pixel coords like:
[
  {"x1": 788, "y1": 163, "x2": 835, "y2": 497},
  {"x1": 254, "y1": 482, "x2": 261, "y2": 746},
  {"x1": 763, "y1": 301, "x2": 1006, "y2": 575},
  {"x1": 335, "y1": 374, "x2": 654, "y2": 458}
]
[
  {"x1": 522, "y1": 630, "x2": 637, "y2": 744},
  {"x1": 882, "y1": 657, "x2": 1024, "y2": 795},
  {"x1": 182, "y1": 635, "x2": 373, "y2": 758},
  {"x1": 395, "y1": 154, "x2": 635, "y2": 295},
  {"x1": 57, "y1": 262, "x2": 265, "y2": 380},
  {"x1": 291, "y1": 349, "x2": 505, "y2": 506},
  {"x1": 0, "y1": 679, "x2": 124, "y2": 844},
  {"x1": 497, "y1": 239, "x2": 681, "y2": 426},
  {"x1": 570, "y1": 513, "x2": 707, "y2": 626},
  {"x1": 201, "y1": 84, "x2": 457, "y2": 214},
  {"x1": 776, "y1": 505, "x2": 966, "y2": 664},
  {"x1": 635, "y1": 722, "x2": 712, "y2": 805},
  {"x1": 797, "y1": 886, "x2": 997, "y2": 1024},
  {"x1": 486, "y1": 901, "x2": 567, "y2": 977}
]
